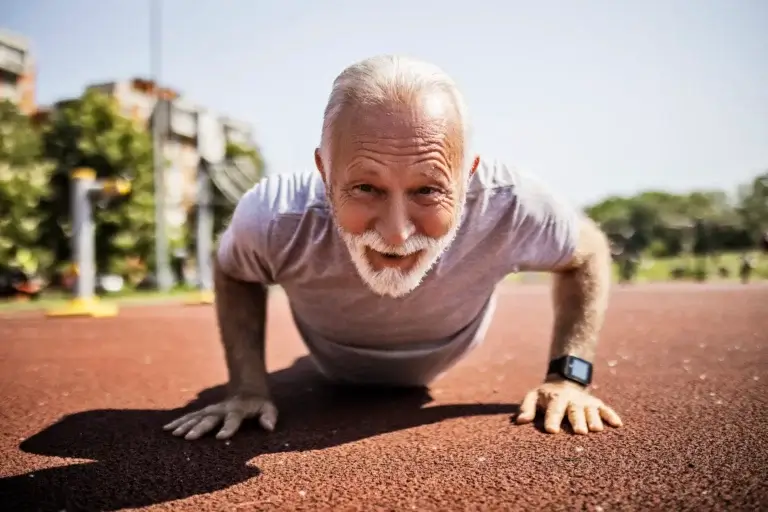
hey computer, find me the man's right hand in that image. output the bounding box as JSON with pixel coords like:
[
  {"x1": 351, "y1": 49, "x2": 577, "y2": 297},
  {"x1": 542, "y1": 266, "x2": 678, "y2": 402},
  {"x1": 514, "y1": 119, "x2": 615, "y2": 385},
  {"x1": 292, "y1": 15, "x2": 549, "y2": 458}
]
[{"x1": 163, "y1": 394, "x2": 278, "y2": 441}]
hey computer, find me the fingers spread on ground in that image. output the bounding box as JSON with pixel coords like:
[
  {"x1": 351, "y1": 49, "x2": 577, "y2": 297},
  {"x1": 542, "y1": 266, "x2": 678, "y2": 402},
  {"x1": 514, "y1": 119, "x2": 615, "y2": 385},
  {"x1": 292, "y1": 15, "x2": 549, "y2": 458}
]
[
  {"x1": 599, "y1": 405, "x2": 624, "y2": 427},
  {"x1": 544, "y1": 398, "x2": 568, "y2": 434},
  {"x1": 173, "y1": 417, "x2": 202, "y2": 437},
  {"x1": 163, "y1": 412, "x2": 198, "y2": 431},
  {"x1": 185, "y1": 415, "x2": 221, "y2": 440},
  {"x1": 216, "y1": 411, "x2": 244, "y2": 440},
  {"x1": 567, "y1": 403, "x2": 588, "y2": 435},
  {"x1": 259, "y1": 402, "x2": 278, "y2": 431},
  {"x1": 515, "y1": 390, "x2": 538, "y2": 424},
  {"x1": 585, "y1": 406, "x2": 604, "y2": 432}
]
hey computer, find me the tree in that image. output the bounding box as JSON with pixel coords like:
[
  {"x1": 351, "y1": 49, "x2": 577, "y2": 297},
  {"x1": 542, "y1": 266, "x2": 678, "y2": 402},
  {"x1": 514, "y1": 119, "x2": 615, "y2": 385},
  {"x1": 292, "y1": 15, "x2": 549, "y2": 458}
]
[
  {"x1": 584, "y1": 187, "x2": 754, "y2": 259},
  {"x1": 40, "y1": 89, "x2": 156, "y2": 276},
  {"x1": 737, "y1": 172, "x2": 768, "y2": 246},
  {"x1": 0, "y1": 100, "x2": 55, "y2": 274}
]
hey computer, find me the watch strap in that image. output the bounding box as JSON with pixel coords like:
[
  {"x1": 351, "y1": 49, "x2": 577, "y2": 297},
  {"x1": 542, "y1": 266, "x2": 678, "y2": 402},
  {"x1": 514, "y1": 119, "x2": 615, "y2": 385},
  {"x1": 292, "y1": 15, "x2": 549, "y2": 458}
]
[{"x1": 547, "y1": 355, "x2": 593, "y2": 387}]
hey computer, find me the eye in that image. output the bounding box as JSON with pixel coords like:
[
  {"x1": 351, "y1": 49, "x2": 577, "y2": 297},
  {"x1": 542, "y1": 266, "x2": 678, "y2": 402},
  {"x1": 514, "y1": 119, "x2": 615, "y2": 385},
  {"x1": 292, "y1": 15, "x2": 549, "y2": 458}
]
[
  {"x1": 353, "y1": 184, "x2": 376, "y2": 194},
  {"x1": 415, "y1": 186, "x2": 439, "y2": 196}
]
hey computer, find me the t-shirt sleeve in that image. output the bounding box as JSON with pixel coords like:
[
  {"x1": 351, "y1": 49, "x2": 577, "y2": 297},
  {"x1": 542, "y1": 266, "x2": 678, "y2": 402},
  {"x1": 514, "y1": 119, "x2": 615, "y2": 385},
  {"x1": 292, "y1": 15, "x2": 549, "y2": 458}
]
[
  {"x1": 216, "y1": 183, "x2": 277, "y2": 284},
  {"x1": 501, "y1": 168, "x2": 584, "y2": 272}
]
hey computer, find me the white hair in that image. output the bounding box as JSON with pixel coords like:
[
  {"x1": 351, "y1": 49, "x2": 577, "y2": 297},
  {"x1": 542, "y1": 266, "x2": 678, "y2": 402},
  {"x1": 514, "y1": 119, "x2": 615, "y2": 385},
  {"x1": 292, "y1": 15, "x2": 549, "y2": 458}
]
[{"x1": 319, "y1": 54, "x2": 471, "y2": 175}]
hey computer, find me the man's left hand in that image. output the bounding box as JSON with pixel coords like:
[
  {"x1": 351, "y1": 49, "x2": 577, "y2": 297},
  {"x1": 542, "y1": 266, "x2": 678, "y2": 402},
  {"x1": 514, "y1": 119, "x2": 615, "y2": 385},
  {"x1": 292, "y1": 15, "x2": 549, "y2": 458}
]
[{"x1": 515, "y1": 379, "x2": 623, "y2": 434}]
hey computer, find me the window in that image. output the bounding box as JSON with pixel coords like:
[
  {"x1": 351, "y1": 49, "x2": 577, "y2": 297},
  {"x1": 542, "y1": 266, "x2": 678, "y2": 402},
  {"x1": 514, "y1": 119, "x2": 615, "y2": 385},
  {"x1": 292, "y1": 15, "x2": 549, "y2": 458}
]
[
  {"x1": 0, "y1": 43, "x2": 25, "y2": 73},
  {"x1": 0, "y1": 79, "x2": 18, "y2": 101}
]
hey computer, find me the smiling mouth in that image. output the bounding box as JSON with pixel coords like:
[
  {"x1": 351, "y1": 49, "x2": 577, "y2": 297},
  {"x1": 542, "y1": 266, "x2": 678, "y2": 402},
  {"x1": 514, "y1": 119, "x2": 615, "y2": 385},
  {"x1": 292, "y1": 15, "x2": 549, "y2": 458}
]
[{"x1": 365, "y1": 248, "x2": 422, "y2": 270}]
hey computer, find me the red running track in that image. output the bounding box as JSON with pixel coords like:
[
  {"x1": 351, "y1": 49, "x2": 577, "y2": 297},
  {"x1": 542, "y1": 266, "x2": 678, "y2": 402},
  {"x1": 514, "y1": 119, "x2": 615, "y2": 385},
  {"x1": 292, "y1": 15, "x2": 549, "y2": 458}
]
[{"x1": 0, "y1": 282, "x2": 766, "y2": 511}]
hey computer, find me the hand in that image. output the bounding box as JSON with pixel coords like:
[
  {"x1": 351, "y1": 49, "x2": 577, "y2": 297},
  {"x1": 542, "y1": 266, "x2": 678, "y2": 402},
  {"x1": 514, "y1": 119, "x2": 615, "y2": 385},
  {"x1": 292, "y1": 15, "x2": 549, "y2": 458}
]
[
  {"x1": 163, "y1": 394, "x2": 278, "y2": 441},
  {"x1": 515, "y1": 379, "x2": 623, "y2": 434}
]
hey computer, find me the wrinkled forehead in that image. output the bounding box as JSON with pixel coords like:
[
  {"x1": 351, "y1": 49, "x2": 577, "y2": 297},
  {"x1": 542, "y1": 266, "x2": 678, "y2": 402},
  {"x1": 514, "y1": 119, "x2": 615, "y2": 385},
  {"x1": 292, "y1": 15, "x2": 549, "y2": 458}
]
[{"x1": 330, "y1": 95, "x2": 465, "y2": 175}]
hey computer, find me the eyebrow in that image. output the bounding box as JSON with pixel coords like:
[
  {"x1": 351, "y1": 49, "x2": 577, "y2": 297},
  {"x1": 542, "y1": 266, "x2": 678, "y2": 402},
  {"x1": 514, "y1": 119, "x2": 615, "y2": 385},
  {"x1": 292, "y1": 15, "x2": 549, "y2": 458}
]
[
  {"x1": 344, "y1": 167, "x2": 382, "y2": 181},
  {"x1": 417, "y1": 166, "x2": 452, "y2": 182},
  {"x1": 346, "y1": 166, "x2": 452, "y2": 184}
]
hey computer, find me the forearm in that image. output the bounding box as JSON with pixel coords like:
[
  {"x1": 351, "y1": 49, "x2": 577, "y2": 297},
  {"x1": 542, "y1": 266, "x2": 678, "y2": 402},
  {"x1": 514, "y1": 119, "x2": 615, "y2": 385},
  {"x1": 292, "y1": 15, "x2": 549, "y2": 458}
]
[
  {"x1": 213, "y1": 254, "x2": 270, "y2": 397},
  {"x1": 547, "y1": 221, "x2": 612, "y2": 365}
]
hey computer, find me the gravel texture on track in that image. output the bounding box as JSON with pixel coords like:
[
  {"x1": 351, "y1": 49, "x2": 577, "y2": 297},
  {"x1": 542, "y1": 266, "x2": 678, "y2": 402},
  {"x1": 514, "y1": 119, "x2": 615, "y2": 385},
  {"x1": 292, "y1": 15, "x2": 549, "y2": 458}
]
[{"x1": 0, "y1": 282, "x2": 766, "y2": 511}]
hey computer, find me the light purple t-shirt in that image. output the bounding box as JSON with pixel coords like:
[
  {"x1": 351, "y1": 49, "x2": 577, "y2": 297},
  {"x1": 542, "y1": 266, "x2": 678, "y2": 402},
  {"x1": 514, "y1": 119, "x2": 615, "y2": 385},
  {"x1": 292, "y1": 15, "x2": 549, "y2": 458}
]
[{"x1": 217, "y1": 158, "x2": 583, "y2": 386}]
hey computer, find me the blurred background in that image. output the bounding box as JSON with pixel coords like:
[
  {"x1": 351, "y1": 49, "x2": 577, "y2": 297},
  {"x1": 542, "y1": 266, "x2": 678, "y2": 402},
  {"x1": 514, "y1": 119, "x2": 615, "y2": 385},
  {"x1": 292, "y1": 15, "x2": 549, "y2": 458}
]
[{"x1": 0, "y1": 0, "x2": 766, "y2": 307}]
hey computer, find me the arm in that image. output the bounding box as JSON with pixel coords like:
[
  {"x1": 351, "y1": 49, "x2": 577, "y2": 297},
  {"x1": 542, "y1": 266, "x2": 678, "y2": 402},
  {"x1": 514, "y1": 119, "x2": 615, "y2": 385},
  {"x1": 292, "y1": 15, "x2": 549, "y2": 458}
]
[
  {"x1": 515, "y1": 219, "x2": 622, "y2": 434},
  {"x1": 546, "y1": 217, "x2": 612, "y2": 369},
  {"x1": 494, "y1": 166, "x2": 611, "y2": 368},
  {"x1": 213, "y1": 253, "x2": 270, "y2": 398},
  {"x1": 162, "y1": 254, "x2": 278, "y2": 441},
  {"x1": 496, "y1": 167, "x2": 622, "y2": 434},
  {"x1": 164, "y1": 183, "x2": 280, "y2": 440}
]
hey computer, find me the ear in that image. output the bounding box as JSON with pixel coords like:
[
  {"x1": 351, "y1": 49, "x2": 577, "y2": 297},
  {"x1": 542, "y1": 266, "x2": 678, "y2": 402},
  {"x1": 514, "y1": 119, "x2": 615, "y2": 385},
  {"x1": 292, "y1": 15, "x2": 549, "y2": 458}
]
[{"x1": 314, "y1": 148, "x2": 327, "y2": 186}]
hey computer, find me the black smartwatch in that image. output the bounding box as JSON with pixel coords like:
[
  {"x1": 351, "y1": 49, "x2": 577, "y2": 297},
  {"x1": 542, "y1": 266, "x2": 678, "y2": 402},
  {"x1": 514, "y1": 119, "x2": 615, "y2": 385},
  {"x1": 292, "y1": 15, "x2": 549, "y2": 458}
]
[{"x1": 547, "y1": 355, "x2": 593, "y2": 387}]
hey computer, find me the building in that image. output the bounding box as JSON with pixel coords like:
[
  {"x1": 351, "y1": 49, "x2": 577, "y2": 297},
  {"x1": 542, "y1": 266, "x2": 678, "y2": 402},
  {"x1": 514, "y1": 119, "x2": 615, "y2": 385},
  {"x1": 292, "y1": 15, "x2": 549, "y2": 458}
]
[
  {"x1": 83, "y1": 78, "x2": 258, "y2": 232},
  {"x1": 0, "y1": 29, "x2": 36, "y2": 115},
  {"x1": 220, "y1": 116, "x2": 256, "y2": 147}
]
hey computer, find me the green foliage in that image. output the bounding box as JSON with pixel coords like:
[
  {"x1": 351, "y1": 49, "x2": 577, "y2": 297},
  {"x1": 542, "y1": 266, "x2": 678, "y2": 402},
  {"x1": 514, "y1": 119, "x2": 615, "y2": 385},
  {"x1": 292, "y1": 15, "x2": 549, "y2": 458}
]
[
  {"x1": 40, "y1": 89, "x2": 156, "y2": 275},
  {"x1": 736, "y1": 172, "x2": 768, "y2": 243},
  {"x1": 0, "y1": 100, "x2": 55, "y2": 274},
  {"x1": 585, "y1": 176, "x2": 764, "y2": 260}
]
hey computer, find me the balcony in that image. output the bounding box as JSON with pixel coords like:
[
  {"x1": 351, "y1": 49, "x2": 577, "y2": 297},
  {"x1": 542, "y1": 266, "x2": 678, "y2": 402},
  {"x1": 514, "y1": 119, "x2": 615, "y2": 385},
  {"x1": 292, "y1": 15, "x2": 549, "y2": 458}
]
[
  {"x1": 224, "y1": 127, "x2": 251, "y2": 145},
  {"x1": 169, "y1": 104, "x2": 197, "y2": 139},
  {"x1": 150, "y1": 98, "x2": 198, "y2": 140},
  {"x1": 0, "y1": 44, "x2": 25, "y2": 76},
  {"x1": 221, "y1": 116, "x2": 254, "y2": 145}
]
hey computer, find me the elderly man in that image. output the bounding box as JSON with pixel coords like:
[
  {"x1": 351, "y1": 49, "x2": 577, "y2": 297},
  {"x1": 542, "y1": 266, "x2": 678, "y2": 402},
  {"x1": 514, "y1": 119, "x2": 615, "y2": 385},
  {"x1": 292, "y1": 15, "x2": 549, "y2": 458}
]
[{"x1": 164, "y1": 54, "x2": 623, "y2": 441}]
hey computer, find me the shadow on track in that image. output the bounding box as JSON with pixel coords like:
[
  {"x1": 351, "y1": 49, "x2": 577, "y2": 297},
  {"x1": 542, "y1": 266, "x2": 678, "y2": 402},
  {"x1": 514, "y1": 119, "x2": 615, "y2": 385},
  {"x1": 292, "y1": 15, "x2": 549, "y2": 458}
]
[{"x1": 1, "y1": 355, "x2": 519, "y2": 511}]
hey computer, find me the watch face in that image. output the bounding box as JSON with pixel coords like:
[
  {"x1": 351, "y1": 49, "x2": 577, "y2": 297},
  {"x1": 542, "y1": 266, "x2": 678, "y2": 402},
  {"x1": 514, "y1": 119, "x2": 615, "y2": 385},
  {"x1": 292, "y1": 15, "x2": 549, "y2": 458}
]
[{"x1": 569, "y1": 358, "x2": 591, "y2": 381}]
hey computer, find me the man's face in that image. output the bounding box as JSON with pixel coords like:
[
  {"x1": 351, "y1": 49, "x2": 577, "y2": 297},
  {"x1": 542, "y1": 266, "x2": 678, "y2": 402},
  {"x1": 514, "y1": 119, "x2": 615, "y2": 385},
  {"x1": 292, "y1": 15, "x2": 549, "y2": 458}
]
[{"x1": 316, "y1": 96, "x2": 478, "y2": 298}]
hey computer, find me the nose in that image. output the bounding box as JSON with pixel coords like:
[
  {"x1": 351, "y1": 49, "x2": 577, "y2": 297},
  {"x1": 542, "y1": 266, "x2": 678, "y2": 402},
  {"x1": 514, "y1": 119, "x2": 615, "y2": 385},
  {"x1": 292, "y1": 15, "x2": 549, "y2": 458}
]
[{"x1": 376, "y1": 195, "x2": 414, "y2": 246}]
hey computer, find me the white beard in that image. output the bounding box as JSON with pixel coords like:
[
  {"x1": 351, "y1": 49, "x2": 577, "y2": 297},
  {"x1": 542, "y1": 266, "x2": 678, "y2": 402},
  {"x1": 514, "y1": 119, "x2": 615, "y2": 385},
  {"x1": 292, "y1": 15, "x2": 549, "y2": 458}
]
[{"x1": 336, "y1": 196, "x2": 466, "y2": 299}]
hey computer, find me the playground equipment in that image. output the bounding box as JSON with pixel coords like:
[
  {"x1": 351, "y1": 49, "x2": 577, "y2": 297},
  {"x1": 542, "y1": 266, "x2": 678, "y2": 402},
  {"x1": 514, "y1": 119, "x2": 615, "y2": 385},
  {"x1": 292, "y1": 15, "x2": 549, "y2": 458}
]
[
  {"x1": 46, "y1": 168, "x2": 131, "y2": 318},
  {"x1": 182, "y1": 111, "x2": 224, "y2": 305},
  {"x1": 44, "y1": 109, "x2": 260, "y2": 315},
  {"x1": 185, "y1": 111, "x2": 261, "y2": 305},
  {"x1": 184, "y1": 156, "x2": 260, "y2": 306}
]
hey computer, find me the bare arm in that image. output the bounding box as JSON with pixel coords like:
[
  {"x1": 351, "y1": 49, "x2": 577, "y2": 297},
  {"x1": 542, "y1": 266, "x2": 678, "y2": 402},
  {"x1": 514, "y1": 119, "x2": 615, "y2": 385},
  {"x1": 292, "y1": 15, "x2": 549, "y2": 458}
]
[
  {"x1": 213, "y1": 253, "x2": 270, "y2": 398},
  {"x1": 163, "y1": 253, "x2": 277, "y2": 440},
  {"x1": 515, "y1": 217, "x2": 622, "y2": 434},
  {"x1": 546, "y1": 217, "x2": 612, "y2": 375}
]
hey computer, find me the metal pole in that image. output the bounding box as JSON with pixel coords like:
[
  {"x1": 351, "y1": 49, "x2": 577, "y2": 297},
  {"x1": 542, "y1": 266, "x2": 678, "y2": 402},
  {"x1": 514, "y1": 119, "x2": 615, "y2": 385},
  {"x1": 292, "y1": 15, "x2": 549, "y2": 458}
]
[
  {"x1": 151, "y1": 0, "x2": 173, "y2": 291},
  {"x1": 196, "y1": 162, "x2": 214, "y2": 293},
  {"x1": 71, "y1": 168, "x2": 96, "y2": 301},
  {"x1": 46, "y1": 171, "x2": 129, "y2": 318}
]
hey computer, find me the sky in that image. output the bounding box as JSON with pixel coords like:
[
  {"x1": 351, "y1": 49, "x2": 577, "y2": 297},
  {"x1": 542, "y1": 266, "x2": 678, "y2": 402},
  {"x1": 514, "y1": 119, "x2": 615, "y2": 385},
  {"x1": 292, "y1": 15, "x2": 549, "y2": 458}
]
[{"x1": 2, "y1": 0, "x2": 767, "y2": 207}]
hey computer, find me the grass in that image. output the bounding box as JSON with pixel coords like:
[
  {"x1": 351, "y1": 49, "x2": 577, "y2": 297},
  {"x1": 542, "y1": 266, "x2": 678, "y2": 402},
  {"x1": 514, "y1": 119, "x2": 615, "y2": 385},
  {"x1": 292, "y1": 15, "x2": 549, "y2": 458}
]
[
  {"x1": 506, "y1": 250, "x2": 768, "y2": 284},
  {"x1": 0, "y1": 286, "x2": 203, "y2": 314},
  {"x1": 625, "y1": 251, "x2": 768, "y2": 283}
]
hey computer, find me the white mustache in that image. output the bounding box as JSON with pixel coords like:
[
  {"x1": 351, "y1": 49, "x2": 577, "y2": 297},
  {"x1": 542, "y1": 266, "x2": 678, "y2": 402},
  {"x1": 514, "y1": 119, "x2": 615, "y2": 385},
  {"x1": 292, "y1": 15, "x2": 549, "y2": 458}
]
[{"x1": 350, "y1": 230, "x2": 441, "y2": 257}]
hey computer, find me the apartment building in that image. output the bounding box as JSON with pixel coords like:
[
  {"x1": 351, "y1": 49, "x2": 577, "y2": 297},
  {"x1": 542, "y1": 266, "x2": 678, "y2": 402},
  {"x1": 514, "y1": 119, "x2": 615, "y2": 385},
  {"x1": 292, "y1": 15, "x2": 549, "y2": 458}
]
[
  {"x1": 84, "y1": 78, "x2": 257, "y2": 230},
  {"x1": 0, "y1": 29, "x2": 36, "y2": 115}
]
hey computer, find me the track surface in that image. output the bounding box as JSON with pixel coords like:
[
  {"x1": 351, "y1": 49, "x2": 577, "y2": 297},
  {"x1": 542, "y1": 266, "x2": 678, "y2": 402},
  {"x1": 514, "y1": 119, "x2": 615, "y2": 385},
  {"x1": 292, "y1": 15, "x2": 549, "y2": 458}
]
[{"x1": 0, "y1": 283, "x2": 766, "y2": 511}]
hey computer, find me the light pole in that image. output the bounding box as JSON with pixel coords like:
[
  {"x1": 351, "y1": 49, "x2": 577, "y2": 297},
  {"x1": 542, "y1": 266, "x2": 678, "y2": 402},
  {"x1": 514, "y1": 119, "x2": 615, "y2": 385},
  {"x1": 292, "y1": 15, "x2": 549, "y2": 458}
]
[{"x1": 150, "y1": 0, "x2": 174, "y2": 291}]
